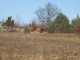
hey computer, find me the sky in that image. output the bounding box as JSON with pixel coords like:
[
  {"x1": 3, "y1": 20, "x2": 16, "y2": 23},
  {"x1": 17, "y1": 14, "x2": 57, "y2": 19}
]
[{"x1": 0, "y1": 0, "x2": 80, "y2": 24}]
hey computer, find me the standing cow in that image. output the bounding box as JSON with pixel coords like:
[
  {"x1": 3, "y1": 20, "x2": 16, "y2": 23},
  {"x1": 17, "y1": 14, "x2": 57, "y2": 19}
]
[{"x1": 29, "y1": 26, "x2": 37, "y2": 32}]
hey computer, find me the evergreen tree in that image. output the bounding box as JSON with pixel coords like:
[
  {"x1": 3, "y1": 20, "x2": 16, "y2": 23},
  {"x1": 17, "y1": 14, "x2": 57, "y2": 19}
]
[
  {"x1": 2, "y1": 16, "x2": 14, "y2": 27},
  {"x1": 71, "y1": 14, "x2": 80, "y2": 34},
  {"x1": 72, "y1": 15, "x2": 80, "y2": 28},
  {"x1": 48, "y1": 13, "x2": 70, "y2": 33}
]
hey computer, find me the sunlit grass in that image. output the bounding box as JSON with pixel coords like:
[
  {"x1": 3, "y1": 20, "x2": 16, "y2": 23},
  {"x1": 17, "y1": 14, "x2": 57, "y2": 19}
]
[{"x1": 0, "y1": 32, "x2": 80, "y2": 60}]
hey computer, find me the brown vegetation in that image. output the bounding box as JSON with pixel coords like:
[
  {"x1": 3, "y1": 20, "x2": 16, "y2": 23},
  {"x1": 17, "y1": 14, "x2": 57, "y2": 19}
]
[
  {"x1": 74, "y1": 25, "x2": 80, "y2": 35},
  {"x1": 0, "y1": 33, "x2": 80, "y2": 60},
  {"x1": 0, "y1": 26, "x2": 24, "y2": 33}
]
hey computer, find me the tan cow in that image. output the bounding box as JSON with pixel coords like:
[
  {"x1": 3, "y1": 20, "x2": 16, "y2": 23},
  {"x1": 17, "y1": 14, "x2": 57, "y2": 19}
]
[
  {"x1": 29, "y1": 25, "x2": 47, "y2": 33},
  {"x1": 36, "y1": 27, "x2": 46, "y2": 33},
  {"x1": 29, "y1": 26, "x2": 37, "y2": 32}
]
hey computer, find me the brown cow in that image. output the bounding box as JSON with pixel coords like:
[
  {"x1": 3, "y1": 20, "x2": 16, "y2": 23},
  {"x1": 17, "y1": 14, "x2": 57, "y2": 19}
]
[
  {"x1": 29, "y1": 26, "x2": 37, "y2": 32},
  {"x1": 36, "y1": 27, "x2": 46, "y2": 33},
  {"x1": 29, "y1": 26, "x2": 47, "y2": 33}
]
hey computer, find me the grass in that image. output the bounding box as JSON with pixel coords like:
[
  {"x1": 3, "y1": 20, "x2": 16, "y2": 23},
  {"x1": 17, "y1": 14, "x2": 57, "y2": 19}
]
[{"x1": 0, "y1": 32, "x2": 80, "y2": 60}]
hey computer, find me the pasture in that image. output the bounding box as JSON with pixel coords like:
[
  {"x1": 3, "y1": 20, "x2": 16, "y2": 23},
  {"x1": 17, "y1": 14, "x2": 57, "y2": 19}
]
[{"x1": 0, "y1": 32, "x2": 80, "y2": 60}]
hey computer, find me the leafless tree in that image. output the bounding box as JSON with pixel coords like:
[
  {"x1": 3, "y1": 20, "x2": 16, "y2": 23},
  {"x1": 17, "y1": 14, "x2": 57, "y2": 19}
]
[
  {"x1": 14, "y1": 14, "x2": 22, "y2": 28},
  {"x1": 35, "y1": 2, "x2": 60, "y2": 27}
]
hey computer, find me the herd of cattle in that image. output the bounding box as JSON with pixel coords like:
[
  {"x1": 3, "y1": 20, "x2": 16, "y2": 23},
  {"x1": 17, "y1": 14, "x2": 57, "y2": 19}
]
[
  {"x1": 29, "y1": 26, "x2": 47, "y2": 33},
  {"x1": 0, "y1": 26, "x2": 47, "y2": 33}
]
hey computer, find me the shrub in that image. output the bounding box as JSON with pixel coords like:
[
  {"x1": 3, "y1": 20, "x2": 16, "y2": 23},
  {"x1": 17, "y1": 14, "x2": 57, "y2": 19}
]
[
  {"x1": 24, "y1": 27, "x2": 30, "y2": 33},
  {"x1": 74, "y1": 25, "x2": 80, "y2": 35}
]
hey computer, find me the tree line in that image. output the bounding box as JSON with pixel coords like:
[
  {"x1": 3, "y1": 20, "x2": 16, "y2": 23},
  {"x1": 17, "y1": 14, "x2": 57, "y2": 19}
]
[{"x1": 0, "y1": 2, "x2": 80, "y2": 34}]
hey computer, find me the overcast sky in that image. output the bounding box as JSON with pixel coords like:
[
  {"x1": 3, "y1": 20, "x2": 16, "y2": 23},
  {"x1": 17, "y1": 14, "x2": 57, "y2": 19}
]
[{"x1": 0, "y1": 0, "x2": 80, "y2": 24}]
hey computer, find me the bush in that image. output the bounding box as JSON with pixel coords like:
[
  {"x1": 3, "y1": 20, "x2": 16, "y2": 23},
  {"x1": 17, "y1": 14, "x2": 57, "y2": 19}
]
[
  {"x1": 74, "y1": 25, "x2": 80, "y2": 35},
  {"x1": 24, "y1": 27, "x2": 30, "y2": 33}
]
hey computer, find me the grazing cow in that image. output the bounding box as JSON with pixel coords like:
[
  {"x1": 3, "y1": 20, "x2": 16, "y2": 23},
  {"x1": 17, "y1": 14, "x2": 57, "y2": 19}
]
[
  {"x1": 36, "y1": 27, "x2": 46, "y2": 33},
  {"x1": 29, "y1": 26, "x2": 37, "y2": 32},
  {"x1": 28, "y1": 26, "x2": 47, "y2": 33}
]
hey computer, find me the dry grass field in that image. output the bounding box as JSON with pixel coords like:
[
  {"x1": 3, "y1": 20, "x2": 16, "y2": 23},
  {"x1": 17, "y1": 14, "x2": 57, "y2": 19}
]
[{"x1": 0, "y1": 32, "x2": 80, "y2": 60}]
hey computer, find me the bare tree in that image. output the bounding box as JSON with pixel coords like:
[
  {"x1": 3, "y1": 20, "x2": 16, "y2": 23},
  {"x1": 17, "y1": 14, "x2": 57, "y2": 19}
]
[
  {"x1": 35, "y1": 2, "x2": 60, "y2": 27},
  {"x1": 14, "y1": 14, "x2": 21, "y2": 28}
]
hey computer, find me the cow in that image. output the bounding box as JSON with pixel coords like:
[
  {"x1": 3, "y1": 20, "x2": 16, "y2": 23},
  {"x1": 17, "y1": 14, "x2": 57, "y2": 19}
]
[
  {"x1": 29, "y1": 26, "x2": 37, "y2": 32},
  {"x1": 36, "y1": 27, "x2": 46, "y2": 33},
  {"x1": 28, "y1": 25, "x2": 47, "y2": 33}
]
